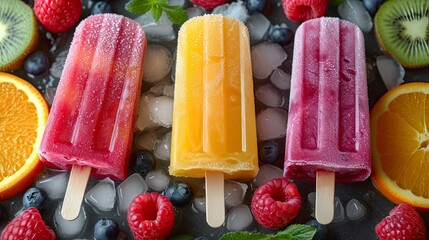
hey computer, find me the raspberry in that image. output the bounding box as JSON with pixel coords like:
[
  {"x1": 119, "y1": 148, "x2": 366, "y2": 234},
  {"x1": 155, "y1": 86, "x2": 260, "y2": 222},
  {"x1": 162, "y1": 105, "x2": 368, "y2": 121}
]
[
  {"x1": 127, "y1": 192, "x2": 175, "y2": 240},
  {"x1": 251, "y1": 178, "x2": 301, "y2": 229},
  {"x1": 0, "y1": 208, "x2": 56, "y2": 240},
  {"x1": 281, "y1": 0, "x2": 328, "y2": 22},
  {"x1": 375, "y1": 203, "x2": 427, "y2": 240},
  {"x1": 190, "y1": 0, "x2": 229, "y2": 10},
  {"x1": 34, "y1": 0, "x2": 82, "y2": 33}
]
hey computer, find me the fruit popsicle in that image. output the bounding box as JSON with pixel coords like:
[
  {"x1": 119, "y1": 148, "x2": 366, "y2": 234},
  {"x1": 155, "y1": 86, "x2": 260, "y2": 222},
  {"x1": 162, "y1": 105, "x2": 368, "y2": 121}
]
[
  {"x1": 39, "y1": 14, "x2": 146, "y2": 219},
  {"x1": 170, "y1": 15, "x2": 258, "y2": 227},
  {"x1": 284, "y1": 17, "x2": 370, "y2": 223}
]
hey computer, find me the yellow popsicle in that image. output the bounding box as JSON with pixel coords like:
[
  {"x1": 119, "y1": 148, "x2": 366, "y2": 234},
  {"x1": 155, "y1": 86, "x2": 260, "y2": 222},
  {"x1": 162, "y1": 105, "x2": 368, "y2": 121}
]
[{"x1": 170, "y1": 15, "x2": 258, "y2": 180}]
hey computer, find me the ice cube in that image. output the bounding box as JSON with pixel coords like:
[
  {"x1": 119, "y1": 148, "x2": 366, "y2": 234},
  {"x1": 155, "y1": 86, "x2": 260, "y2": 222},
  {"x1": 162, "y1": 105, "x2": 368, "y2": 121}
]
[
  {"x1": 38, "y1": 75, "x2": 58, "y2": 91},
  {"x1": 252, "y1": 43, "x2": 287, "y2": 79},
  {"x1": 46, "y1": 31, "x2": 73, "y2": 55},
  {"x1": 163, "y1": 84, "x2": 175, "y2": 97},
  {"x1": 85, "y1": 178, "x2": 116, "y2": 212},
  {"x1": 143, "y1": 45, "x2": 172, "y2": 83},
  {"x1": 308, "y1": 192, "x2": 316, "y2": 211},
  {"x1": 154, "y1": 131, "x2": 172, "y2": 162},
  {"x1": 149, "y1": 81, "x2": 175, "y2": 97},
  {"x1": 253, "y1": 164, "x2": 284, "y2": 187},
  {"x1": 148, "y1": 96, "x2": 174, "y2": 127},
  {"x1": 376, "y1": 55, "x2": 405, "y2": 89},
  {"x1": 135, "y1": 130, "x2": 160, "y2": 151},
  {"x1": 226, "y1": 205, "x2": 253, "y2": 231},
  {"x1": 36, "y1": 172, "x2": 68, "y2": 200},
  {"x1": 332, "y1": 197, "x2": 345, "y2": 223},
  {"x1": 346, "y1": 199, "x2": 367, "y2": 221},
  {"x1": 50, "y1": 50, "x2": 68, "y2": 78},
  {"x1": 186, "y1": 6, "x2": 206, "y2": 18},
  {"x1": 136, "y1": 94, "x2": 157, "y2": 131},
  {"x1": 307, "y1": 193, "x2": 344, "y2": 223},
  {"x1": 246, "y1": 13, "x2": 270, "y2": 43},
  {"x1": 54, "y1": 202, "x2": 86, "y2": 238},
  {"x1": 255, "y1": 84, "x2": 284, "y2": 108},
  {"x1": 168, "y1": 0, "x2": 185, "y2": 7},
  {"x1": 270, "y1": 68, "x2": 291, "y2": 90},
  {"x1": 212, "y1": 1, "x2": 249, "y2": 23},
  {"x1": 256, "y1": 108, "x2": 288, "y2": 141},
  {"x1": 43, "y1": 87, "x2": 57, "y2": 106},
  {"x1": 145, "y1": 169, "x2": 171, "y2": 192},
  {"x1": 136, "y1": 95, "x2": 174, "y2": 131},
  {"x1": 117, "y1": 173, "x2": 148, "y2": 213},
  {"x1": 134, "y1": 12, "x2": 176, "y2": 42},
  {"x1": 224, "y1": 180, "x2": 248, "y2": 209},
  {"x1": 192, "y1": 197, "x2": 206, "y2": 213},
  {"x1": 338, "y1": 0, "x2": 373, "y2": 33}
]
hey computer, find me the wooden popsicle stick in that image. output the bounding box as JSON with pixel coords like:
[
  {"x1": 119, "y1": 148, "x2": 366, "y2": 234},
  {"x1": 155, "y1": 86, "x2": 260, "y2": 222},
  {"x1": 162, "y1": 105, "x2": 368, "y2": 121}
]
[
  {"x1": 315, "y1": 171, "x2": 335, "y2": 224},
  {"x1": 205, "y1": 171, "x2": 225, "y2": 228},
  {"x1": 61, "y1": 165, "x2": 92, "y2": 220}
]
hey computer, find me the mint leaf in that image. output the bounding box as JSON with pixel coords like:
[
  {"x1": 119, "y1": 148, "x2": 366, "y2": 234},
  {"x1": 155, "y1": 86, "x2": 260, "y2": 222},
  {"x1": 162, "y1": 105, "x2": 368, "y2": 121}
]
[
  {"x1": 125, "y1": 0, "x2": 188, "y2": 25},
  {"x1": 276, "y1": 224, "x2": 316, "y2": 240},
  {"x1": 272, "y1": 236, "x2": 294, "y2": 240},
  {"x1": 125, "y1": 0, "x2": 152, "y2": 14},
  {"x1": 162, "y1": 6, "x2": 188, "y2": 25},
  {"x1": 219, "y1": 231, "x2": 273, "y2": 240},
  {"x1": 219, "y1": 224, "x2": 316, "y2": 240},
  {"x1": 168, "y1": 234, "x2": 193, "y2": 240},
  {"x1": 151, "y1": 4, "x2": 162, "y2": 21}
]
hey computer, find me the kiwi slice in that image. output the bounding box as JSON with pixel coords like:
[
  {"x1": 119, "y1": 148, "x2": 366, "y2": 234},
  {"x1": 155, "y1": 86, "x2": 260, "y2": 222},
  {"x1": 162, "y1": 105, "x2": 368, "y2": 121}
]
[
  {"x1": 0, "y1": 0, "x2": 38, "y2": 71},
  {"x1": 375, "y1": 0, "x2": 429, "y2": 68}
]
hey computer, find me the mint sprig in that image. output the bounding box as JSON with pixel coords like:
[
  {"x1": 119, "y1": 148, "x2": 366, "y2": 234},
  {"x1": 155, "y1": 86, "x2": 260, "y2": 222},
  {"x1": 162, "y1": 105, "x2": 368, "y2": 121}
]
[
  {"x1": 125, "y1": 0, "x2": 188, "y2": 25},
  {"x1": 219, "y1": 224, "x2": 316, "y2": 240}
]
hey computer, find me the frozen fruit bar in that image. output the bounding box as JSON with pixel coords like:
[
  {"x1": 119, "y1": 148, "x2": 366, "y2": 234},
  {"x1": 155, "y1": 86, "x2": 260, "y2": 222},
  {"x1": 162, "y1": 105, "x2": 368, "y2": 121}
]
[
  {"x1": 39, "y1": 14, "x2": 146, "y2": 180},
  {"x1": 284, "y1": 17, "x2": 371, "y2": 183},
  {"x1": 170, "y1": 15, "x2": 259, "y2": 180}
]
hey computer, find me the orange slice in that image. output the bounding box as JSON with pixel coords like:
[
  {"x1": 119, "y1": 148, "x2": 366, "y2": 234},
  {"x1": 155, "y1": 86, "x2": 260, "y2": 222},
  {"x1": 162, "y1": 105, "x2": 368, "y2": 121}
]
[
  {"x1": 371, "y1": 82, "x2": 429, "y2": 211},
  {"x1": 0, "y1": 72, "x2": 49, "y2": 200}
]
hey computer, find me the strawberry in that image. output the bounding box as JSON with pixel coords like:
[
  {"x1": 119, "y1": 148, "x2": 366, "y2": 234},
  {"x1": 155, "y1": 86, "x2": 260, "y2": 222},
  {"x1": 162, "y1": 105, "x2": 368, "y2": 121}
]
[
  {"x1": 0, "y1": 208, "x2": 55, "y2": 240},
  {"x1": 251, "y1": 178, "x2": 302, "y2": 229},
  {"x1": 190, "y1": 0, "x2": 229, "y2": 10},
  {"x1": 127, "y1": 192, "x2": 175, "y2": 240},
  {"x1": 375, "y1": 203, "x2": 427, "y2": 240},
  {"x1": 34, "y1": 0, "x2": 82, "y2": 33},
  {"x1": 281, "y1": 0, "x2": 328, "y2": 22}
]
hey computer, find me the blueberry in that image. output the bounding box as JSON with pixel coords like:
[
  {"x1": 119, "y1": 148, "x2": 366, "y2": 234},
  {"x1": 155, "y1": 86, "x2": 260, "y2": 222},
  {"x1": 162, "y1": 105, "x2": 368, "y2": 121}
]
[
  {"x1": 24, "y1": 51, "x2": 50, "y2": 76},
  {"x1": 91, "y1": 1, "x2": 113, "y2": 15},
  {"x1": 94, "y1": 218, "x2": 120, "y2": 240},
  {"x1": 305, "y1": 219, "x2": 328, "y2": 240},
  {"x1": 268, "y1": 24, "x2": 294, "y2": 46},
  {"x1": 259, "y1": 140, "x2": 280, "y2": 163},
  {"x1": 163, "y1": 182, "x2": 192, "y2": 206},
  {"x1": 130, "y1": 150, "x2": 156, "y2": 176},
  {"x1": 22, "y1": 187, "x2": 48, "y2": 212},
  {"x1": 246, "y1": 0, "x2": 266, "y2": 14},
  {"x1": 362, "y1": 0, "x2": 385, "y2": 16}
]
